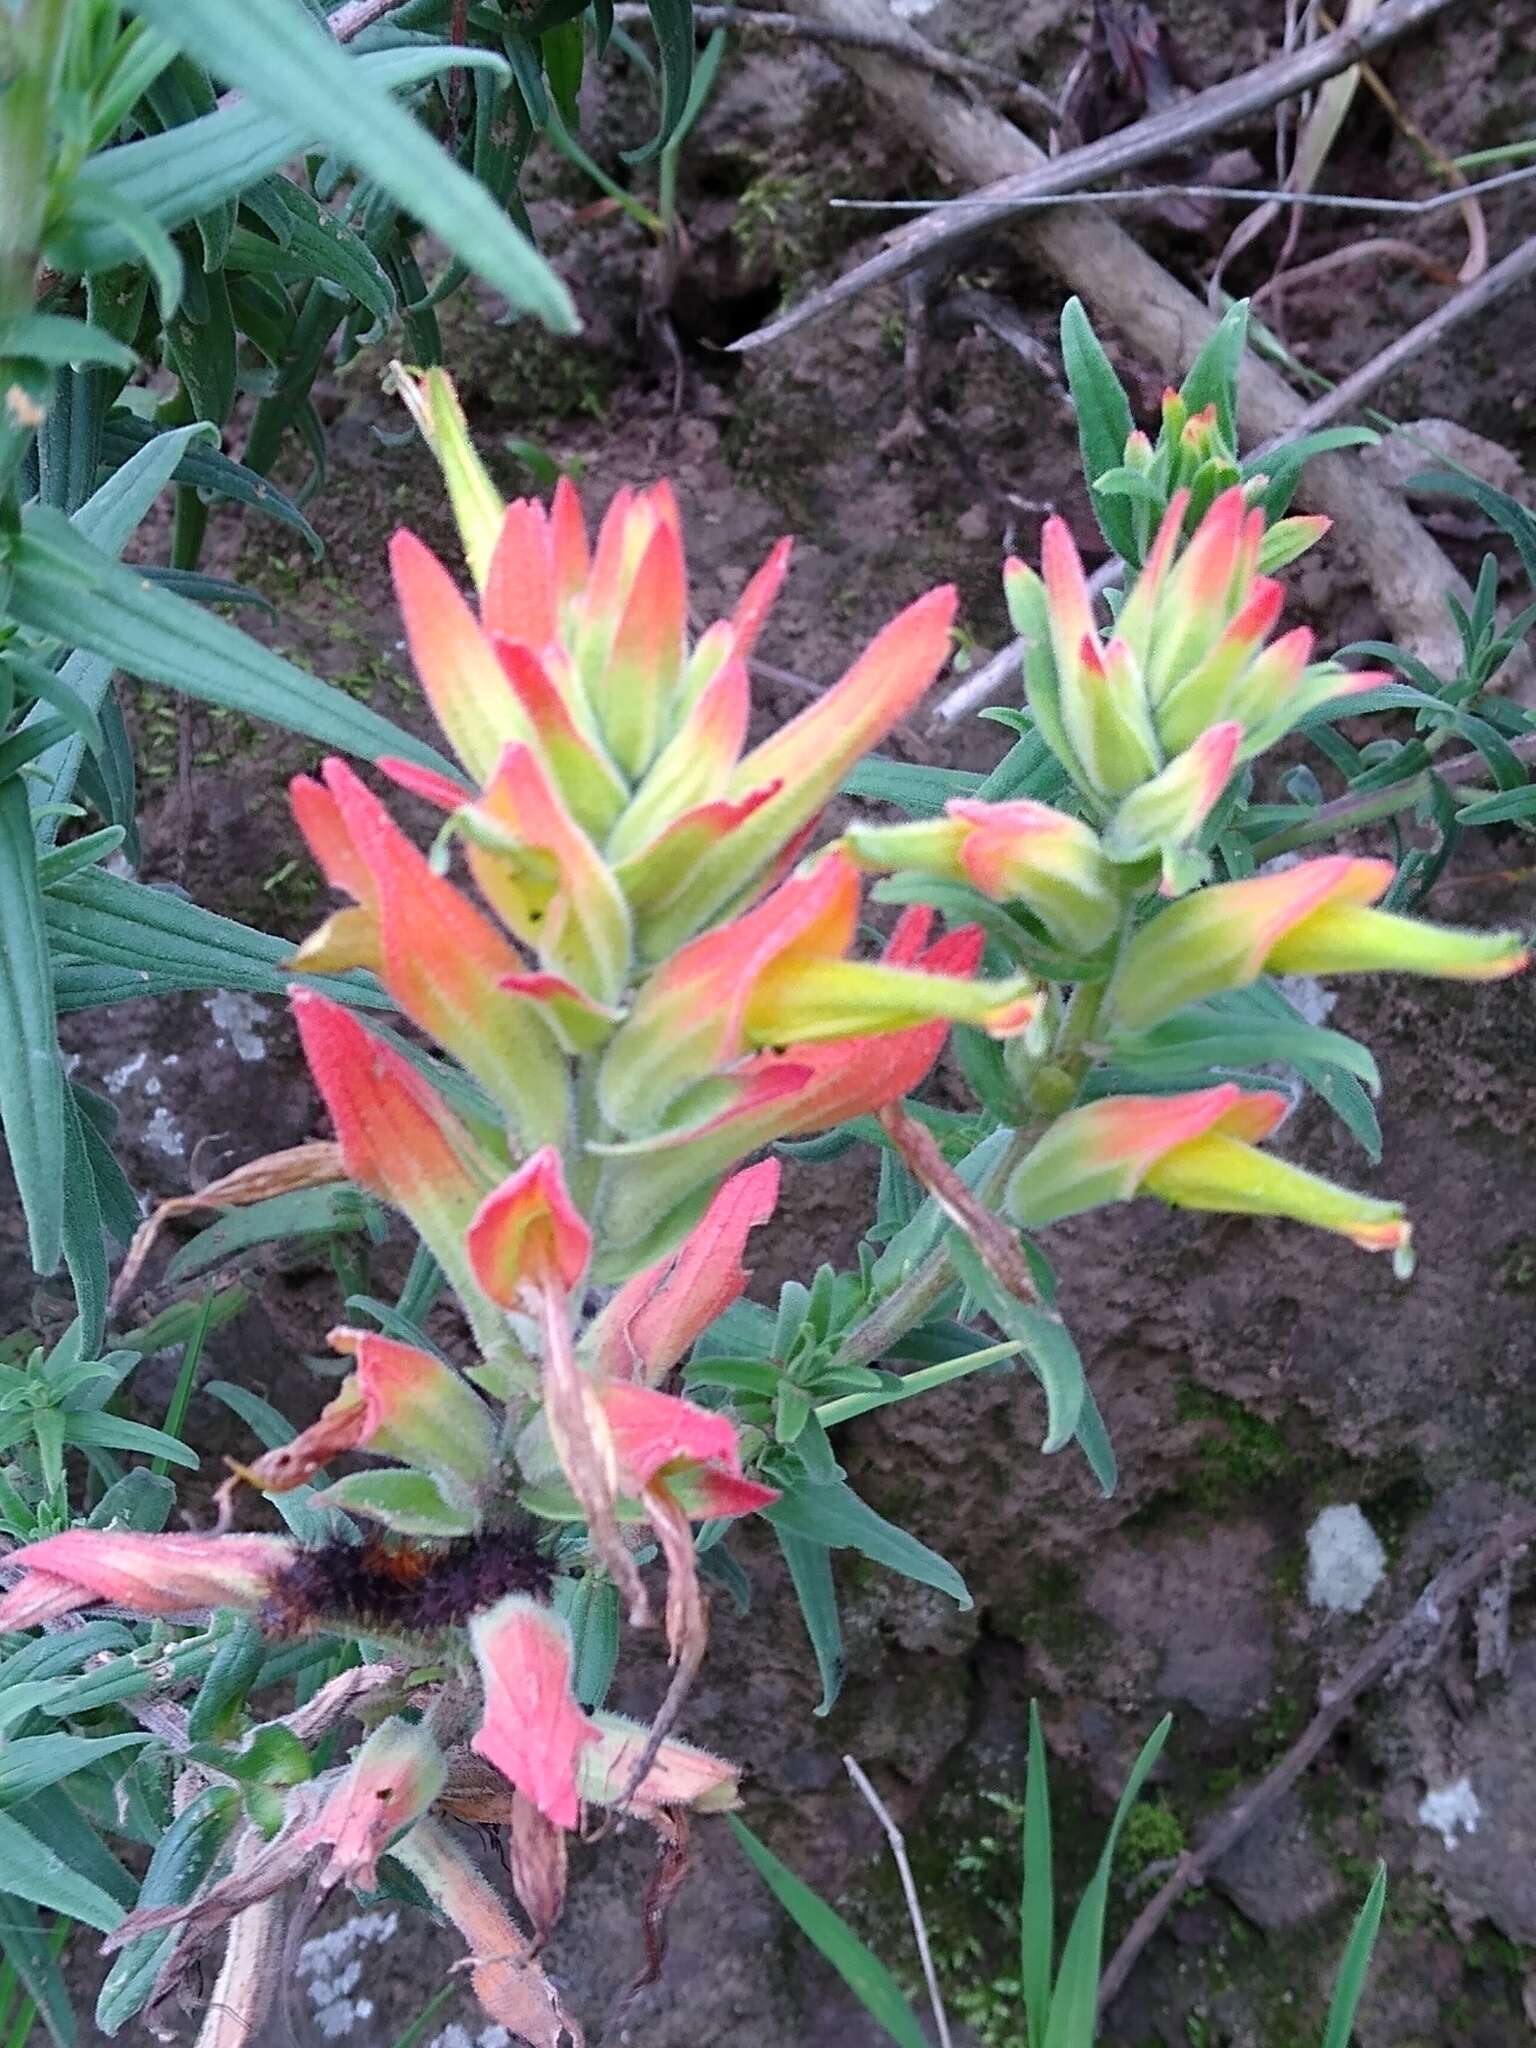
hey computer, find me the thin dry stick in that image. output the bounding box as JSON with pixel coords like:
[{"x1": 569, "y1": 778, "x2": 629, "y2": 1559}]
[
  {"x1": 326, "y1": 0, "x2": 408, "y2": 39},
  {"x1": 775, "y1": 0, "x2": 1476, "y2": 681},
  {"x1": 1249, "y1": 230, "x2": 1536, "y2": 456},
  {"x1": 1097, "y1": 1506, "x2": 1536, "y2": 2012},
  {"x1": 612, "y1": 1, "x2": 1061, "y2": 129},
  {"x1": 844, "y1": 1756, "x2": 954, "y2": 2048},
  {"x1": 730, "y1": 0, "x2": 1456, "y2": 354}
]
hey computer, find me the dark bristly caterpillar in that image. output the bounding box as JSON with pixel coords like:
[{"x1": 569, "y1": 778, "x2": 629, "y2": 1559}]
[{"x1": 260, "y1": 1525, "x2": 558, "y2": 1639}]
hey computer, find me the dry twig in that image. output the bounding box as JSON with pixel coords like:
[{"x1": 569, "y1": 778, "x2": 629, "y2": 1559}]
[
  {"x1": 759, "y1": 0, "x2": 1493, "y2": 688},
  {"x1": 1097, "y1": 1507, "x2": 1536, "y2": 2011},
  {"x1": 730, "y1": 0, "x2": 1457, "y2": 355},
  {"x1": 845, "y1": 1755, "x2": 953, "y2": 2048}
]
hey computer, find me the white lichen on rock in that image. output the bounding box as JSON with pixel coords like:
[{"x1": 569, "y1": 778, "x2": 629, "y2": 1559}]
[
  {"x1": 1417, "y1": 1776, "x2": 1482, "y2": 1851},
  {"x1": 1305, "y1": 1504, "x2": 1386, "y2": 1614},
  {"x1": 205, "y1": 989, "x2": 269, "y2": 1062},
  {"x1": 298, "y1": 1910, "x2": 398, "y2": 2038}
]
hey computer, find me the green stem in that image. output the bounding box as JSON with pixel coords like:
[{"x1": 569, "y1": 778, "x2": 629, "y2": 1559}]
[
  {"x1": 0, "y1": 0, "x2": 73, "y2": 321},
  {"x1": 827, "y1": 1123, "x2": 1036, "y2": 1373},
  {"x1": 1249, "y1": 727, "x2": 1536, "y2": 862}
]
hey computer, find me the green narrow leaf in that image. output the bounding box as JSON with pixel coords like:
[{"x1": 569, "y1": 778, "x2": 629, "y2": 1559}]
[
  {"x1": 765, "y1": 1476, "x2": 970, "y2": 1609},
  {"x1": 163, "y1": 267, "x2": 238, "y2": 425},
  {"x1": 625, "y1": 0, "x2": 695, "y2": 162},
  {"x1": 0, "y1": 1813, "x2": 126, "y2": 1933},
  {"x1": 1043, "y1": 1716, "x2": 1172, "y2": 2048},
  {"x1": 44, "y1": 865, "x2": 391, "y2": 1013},
  {"x1": 773, "y1": 1526, "x2": 845, "y2": 1717},
  {"x1": 554, "y1": 1572, "x2": 620, "y2": 1710},
  {"x1": 74, "y1": 49, "x2": 506, "y2": 261},
  {"x1": 123, "y1": 0, "x2": 575, "y2": 330},
  {"x1": 0, "y1": 1898, "x2": 74, "y2": 2048},
  {"x1": 95, "y1": 1789, "x2": 239, "y2": 2034},
  {"x1": 0, "y1": 779, "x2": 65, "y2": 1274},
  {"x1": 10, "y1": 506, "x2": 449, "y2": 771},
  {"x1": 63, "y1": 1411, "x2": 200, "y2": 1470},
  {"x1": 60, "y1": 1083, "x2": 110, "y2": 1355},
  {"x1": 1319, "y1": 1865, "x2": 1387, "y2": 2048},
  {"x1": 947, "y1": 1235, "x2": 1085, "y2": 1456},
  {"x1": 1177, "y1": 298, "x2": 1248, "y2": 453},
  {"x1": 1059, "y1": 296, "x2": 1136, "y2": 563},
  {"x1": 1021, "y1": 1701, "x2": 1053, "y2": 2048},
  {"x1": 729, "y1": 1818, "x2": 929, "y2": 2048},
  {"x1": 0, "y1": 315, "x2": 136, "y2": 371},
  {"x1": 0, "y1": 1734, "x2": 148, "y2": 1811}
]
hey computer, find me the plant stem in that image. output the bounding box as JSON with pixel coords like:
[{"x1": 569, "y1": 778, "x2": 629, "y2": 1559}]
[
  {"x1": 827, "y1": 1125, "x2": 1035, "y2": 1372},
  {"x1": 1249, "y1": 727, "x2": 1536, "y2": 860},
  {"x1": 0, "y1": 0, "x2": 72, "y2": 321}
]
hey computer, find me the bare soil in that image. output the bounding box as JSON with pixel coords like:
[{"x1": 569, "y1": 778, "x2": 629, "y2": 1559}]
[{"x1": 17, "y1": 1, "x2": 1536, "y2": 2042}]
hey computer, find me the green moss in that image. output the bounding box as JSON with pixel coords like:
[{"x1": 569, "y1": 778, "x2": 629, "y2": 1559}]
[
  {"x1": 732, "y1": 171, "x2": 820, "y2": 299},
  {"x1": 1119, "y1": 1797, "x2": 1186, "y2": 1874},
  {"x1": 485, "y1": 327, "x2": 614, "y2": 428},
  {"x1": 1174, "y1": 1381, "x2": 1301, "y2": 1510}
]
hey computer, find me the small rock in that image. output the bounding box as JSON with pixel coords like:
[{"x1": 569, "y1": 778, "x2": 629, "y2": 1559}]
[
  {"x1": 1209, "y1": 1790, "x2": 1344, "y2": 1931},
  {"x1": 1417, "y1": 1776, "x2": 1482, "y2": 1852},
  {"x1": 1305, "y1": 1504, "x2": 1386, "y2": 1615}
]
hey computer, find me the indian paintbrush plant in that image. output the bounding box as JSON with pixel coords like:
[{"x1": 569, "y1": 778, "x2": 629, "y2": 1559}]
[{"x1": 0, "y1": 350, "x2": 1530, "y2": 2044}]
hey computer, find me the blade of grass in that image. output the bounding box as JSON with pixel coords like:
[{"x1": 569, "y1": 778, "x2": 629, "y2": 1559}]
[
  {"x1": 1319, "y1": 1864, "x2": 1386, "y2": 2048},
  {"x1": 728, "y1": 1816, "x2": 929, "y2": 2048},
  {"x1": 1043, "y1": 1716, "x2": 1172, "y2": 2048},
  {"x1": 1020, "y1": 1701, "x2": 1053, "y2": 2048},
  {"x1": 150, "y1": 1286, "x2": 215, "y2": 1476}
]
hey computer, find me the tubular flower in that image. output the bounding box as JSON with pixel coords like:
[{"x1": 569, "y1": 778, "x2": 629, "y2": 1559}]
[
  {"x1": 289, "y1": 757, "x2": 569, "y2": 1145},
  {"x1": 1003, "y1": 487, "x2": 1384, "y2": 827},
  {"x1": 589, "y1": 908, "x2": 992, "y2": 1269},
  {"x1": 842, "y1": 798, "x2": 1122, "y2": 955},
  {"x1": 0, "y1": 1531, "x2": 293, "y2": 1629},
  {"x1": 289, "y1": 992, "x2": 523, "y2": 1381},
  {"x1": 1109, "y1": 855, "x2": 1530, "y2": 1033},
  {"x1": 315, "y1": 1718, "x2": 446, "y2": 1890},
  {"x1": 468, "y1": 1596, "x2": 600, "y2": 1830},
  {"x1": 576, "y1": 1714, "x2": 741, "y2": 1815},
  {"x1": 597, "y1": 851, "x2": 1040, "y2": 1136},
  {"x1": 467, "y1": 1149, "x2": 646, "y2": 1624},
  {"x1": 1005, "y1": 1084, "x2": 1412, "y2": 1261},
  {"x1": 586, "y1": 1158, "x2": 780, "y2": 1384},
  {"x1": 235, "y1": 1327, "x2": 497, "y2": 1512},
  {"x1": 385, "y1": 368, "x2": 961, "y2": 964},
  {"x1": 598, "y1": 1381, "x2": 779, "y2": 1521}
]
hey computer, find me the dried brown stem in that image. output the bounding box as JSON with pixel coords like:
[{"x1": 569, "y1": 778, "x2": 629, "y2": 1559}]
[
  {"x1": 730, "y1": 0, "x2": 1456, "y2": 354},
  {"x1": 761, "y1": 0, "x2": 1481, "y2": 680},
  {"x1": 325, "y1": 0, "x2": 407, "y2": 40},
  {"x1": 1097, "y1": 1507, "x2": 1536, "y2": 2012}
]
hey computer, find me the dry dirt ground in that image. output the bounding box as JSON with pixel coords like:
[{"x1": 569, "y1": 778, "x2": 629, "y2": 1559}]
[{"x1": 10, "y1": 1, "x2": 1536, "y2": 2043}]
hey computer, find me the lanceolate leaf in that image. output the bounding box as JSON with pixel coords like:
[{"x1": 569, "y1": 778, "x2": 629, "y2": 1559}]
[
  {"x1": 765, "y1": 1474, "x2": 970, "y2": 1609},
  {"x1": 72, "y1": 48, "x2": 521, "y2": 263},
  {"x1": 98, "y1": 413, "x2": 323, "y2": 554},
  {"x1": 44, "y1": 865, "x2": 392, "y2": 1012},
  {"x1": 773, "y1": 1525, "x2": 845, "y2": 1717},
  {"x1": 0, "y1": 1810, "x2": 127, "y2": 1933},
  {"x1": 1059, "y1": 296, "x2": 1136, "y2": 562},
  {"x1": 120, "y1": 0, "x2": 576, "y2": 331},
  {"x1": 729, "y1": 1819, "x2": 928, "y2": 2048},
  {"x1": 0, "y1": 778, "x2": 65, "y2": 1274},
  {"x1": 10, "y1": 506, "x2": 449, "y2": 771},
  {"x1": 96, "y1": 1789, "x2": 240, "y2": 2034},
  {"x1": 70, "y1": 420, "x2": 215, "y2": 559},
  {"x1": 626, "y1": 0, "x2": 696, "y2": 162}
]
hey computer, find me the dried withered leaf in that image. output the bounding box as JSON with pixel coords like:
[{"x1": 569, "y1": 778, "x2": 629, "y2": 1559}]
[{"x1": 110, "y1": 1141, "x2": 346, "y2": 1311}]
